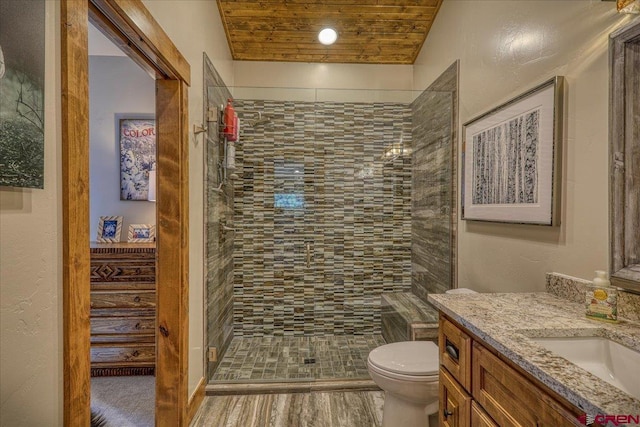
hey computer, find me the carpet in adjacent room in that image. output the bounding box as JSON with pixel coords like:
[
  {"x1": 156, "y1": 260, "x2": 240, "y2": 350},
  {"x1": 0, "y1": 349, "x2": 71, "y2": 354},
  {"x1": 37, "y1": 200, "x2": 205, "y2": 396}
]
[{"x1": 91, "y1": 375, "x2": 155, "y2": 427}]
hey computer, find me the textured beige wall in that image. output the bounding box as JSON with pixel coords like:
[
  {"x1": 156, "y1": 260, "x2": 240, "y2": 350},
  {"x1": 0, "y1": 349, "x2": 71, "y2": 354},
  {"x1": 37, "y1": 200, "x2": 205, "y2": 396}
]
[
  {"x1": 142, "y1": 0, "x2": 233, "y2": 397},
  {"x1": 0, "y1": 2, "x2": 62, "y2": 425},
  {"x1": 0, "y1": 2, "x2": 233, "y2": 424},
  {"x1": 413, "y1": 0, "x2": 635, "y2": 292},
  {"x1": 234, "y1": 61, "x2": 414, "y2": 90}
]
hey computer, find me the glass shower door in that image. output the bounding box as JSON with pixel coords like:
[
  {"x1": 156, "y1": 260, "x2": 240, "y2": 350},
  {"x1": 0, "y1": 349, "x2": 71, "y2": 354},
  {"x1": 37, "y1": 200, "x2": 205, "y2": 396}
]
[{"x1": 225, "y1": 96, "x2": 413, "y2": 383}]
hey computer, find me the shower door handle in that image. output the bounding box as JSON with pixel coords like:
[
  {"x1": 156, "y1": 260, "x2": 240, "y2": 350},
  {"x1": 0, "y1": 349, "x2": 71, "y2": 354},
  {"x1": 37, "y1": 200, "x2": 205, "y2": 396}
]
[{"x1": 306, "y1": 242, "x2": 312, "y2": 268}]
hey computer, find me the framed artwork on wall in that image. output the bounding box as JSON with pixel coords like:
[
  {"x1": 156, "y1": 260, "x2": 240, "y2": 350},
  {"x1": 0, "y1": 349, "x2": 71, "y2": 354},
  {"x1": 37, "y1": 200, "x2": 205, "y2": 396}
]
[
  {"x1": 127, "y1": 224, "x2": 156, "y2": 243},
  {"x1": 462, "y1": 76, "x2": 564, "y2": 225},
  {"x1": 0, "y1": 0, "x2": 45, "y2": 188},
  {"x1": 97, "y1": 216, "x2": 123, "y2": 243},
  {"x1": 119, "y1": 117, "x2": 156, "y2": 200}
]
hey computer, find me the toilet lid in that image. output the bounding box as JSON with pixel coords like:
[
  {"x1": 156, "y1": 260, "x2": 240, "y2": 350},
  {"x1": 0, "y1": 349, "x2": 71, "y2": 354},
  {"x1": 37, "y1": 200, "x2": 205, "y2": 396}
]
[{"x1": 368, "y1": 341, "x2": 439, "y2": 376}]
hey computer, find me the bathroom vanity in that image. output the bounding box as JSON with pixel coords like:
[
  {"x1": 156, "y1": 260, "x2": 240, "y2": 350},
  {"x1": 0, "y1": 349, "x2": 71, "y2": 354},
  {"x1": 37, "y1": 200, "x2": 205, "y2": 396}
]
[
  {"x1": 429, "y1": 292, "x2": 640, "y2": 426},
  {"x1": 89, "y1": 242, "x2": 156, "y2": 376}
]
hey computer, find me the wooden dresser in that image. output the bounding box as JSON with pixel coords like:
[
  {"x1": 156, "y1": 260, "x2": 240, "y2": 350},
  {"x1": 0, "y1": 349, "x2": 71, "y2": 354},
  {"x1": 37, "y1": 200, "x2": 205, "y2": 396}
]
[{"x1": 90, "y1": 242, "x2": 156, "y2": 376}]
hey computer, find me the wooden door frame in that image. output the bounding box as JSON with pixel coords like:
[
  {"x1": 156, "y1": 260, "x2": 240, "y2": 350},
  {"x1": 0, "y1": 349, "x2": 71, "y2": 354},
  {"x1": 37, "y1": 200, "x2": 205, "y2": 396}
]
[{"x1": 61, "y1": 1, "x2": 190, "y2": 425}]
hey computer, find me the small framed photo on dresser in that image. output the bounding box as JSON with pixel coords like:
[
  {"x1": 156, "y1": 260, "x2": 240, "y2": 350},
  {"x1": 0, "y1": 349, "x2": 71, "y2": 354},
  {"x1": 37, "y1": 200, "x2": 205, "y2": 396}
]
[
  {"x1": 127, "y1": 224, "x2": 156, "y2": 243},
  {"x1": 97, "y1": 216, "x2": 123, "y2": 243}
]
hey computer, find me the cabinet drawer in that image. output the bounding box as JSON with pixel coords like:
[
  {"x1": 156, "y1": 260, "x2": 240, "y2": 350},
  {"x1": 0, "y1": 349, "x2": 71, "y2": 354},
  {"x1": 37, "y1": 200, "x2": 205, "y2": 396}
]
[
  {"x1": 91, "y1": 317, "x2": 155, "y2": 335},
  {"x1": 90, "y1": 258, "x2": 156, "y2": 290},
  {"x1": 91, "y1": 290, "x2": 156, "y2": 309},
  {"x1": 91, "y1": 343, "x2": 155, "y2": 364},
  {"x1": 440, "y1": 367, "x2": 472, "y2": 427},
  {"x1": 91, "y1": 334, "x2": 155, "y2": 345},
  {"x1": 440, "y1": 315, "x2": 472, "y2": 391},
  {"x1": 471, "y1": 401, "x2": 498, "y2": 427},
  {"x1": 472, "y1": 341, "x2": 579, "y2": 427}
]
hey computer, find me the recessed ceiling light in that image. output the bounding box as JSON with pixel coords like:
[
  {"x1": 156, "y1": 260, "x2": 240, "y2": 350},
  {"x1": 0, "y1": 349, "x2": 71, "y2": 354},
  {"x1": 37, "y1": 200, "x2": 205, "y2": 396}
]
[{"x1": 318, "y1": 28, "x2": 338, "y2": 45}]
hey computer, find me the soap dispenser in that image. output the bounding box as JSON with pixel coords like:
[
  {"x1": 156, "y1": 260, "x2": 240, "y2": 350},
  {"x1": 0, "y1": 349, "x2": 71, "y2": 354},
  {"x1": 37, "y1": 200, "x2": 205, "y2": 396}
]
[
  {"x1": 592, "y1": 270, "x2": 610, "y2": 287},
  {"x1": 585, "y1": 270, "x2": 618, "y2": 323}
]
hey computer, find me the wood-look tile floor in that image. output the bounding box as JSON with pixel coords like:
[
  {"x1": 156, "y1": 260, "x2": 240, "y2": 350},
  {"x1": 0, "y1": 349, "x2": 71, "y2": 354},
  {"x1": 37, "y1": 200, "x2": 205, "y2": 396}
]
[
  {"x1": 190, "y1": 391, "x2": 384, "y2": 427},
  {"x1": 212, "y1": 335, "x2": 385, "y2": 382}
]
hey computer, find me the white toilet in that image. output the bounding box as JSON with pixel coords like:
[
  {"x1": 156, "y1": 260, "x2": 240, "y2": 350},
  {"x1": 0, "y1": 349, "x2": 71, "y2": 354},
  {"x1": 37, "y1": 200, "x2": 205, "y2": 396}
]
[
  {"x1": 368, "y1": 288, "x2": 477, "y2": 427},
  {"x1": 368, "y1": 341, "x2": 440, "y2": 426}
]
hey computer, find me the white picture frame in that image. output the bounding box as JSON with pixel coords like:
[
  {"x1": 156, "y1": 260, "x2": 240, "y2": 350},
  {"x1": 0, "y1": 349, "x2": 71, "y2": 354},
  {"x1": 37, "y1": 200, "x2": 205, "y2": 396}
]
[
  {"x1": 96, "y1": 216, "x2": 123, "y2": 243},
  {"x1": 127, "y1": 224, "x2": 156, "y2": 243},
  {"x1": 462, "y1": 77, "x2": 564, "y2": 225}
]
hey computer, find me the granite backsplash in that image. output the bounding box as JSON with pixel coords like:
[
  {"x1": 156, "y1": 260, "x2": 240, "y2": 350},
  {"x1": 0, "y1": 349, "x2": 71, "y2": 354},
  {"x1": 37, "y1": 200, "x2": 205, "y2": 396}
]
[{"x1": 546, "y1": 272, "x2": 640, "y2": 322}]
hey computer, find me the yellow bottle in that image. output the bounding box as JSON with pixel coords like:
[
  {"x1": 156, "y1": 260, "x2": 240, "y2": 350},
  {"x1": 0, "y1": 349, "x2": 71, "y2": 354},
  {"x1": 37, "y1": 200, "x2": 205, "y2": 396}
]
[{"x1": 585, "y1": 270, "x2": 618, "y2": 323}]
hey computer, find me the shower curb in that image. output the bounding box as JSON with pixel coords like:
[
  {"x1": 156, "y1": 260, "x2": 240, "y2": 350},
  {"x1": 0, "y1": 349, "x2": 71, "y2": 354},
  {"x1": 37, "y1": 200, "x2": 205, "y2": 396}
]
[{"x1": 205, "y1": 379, "x2": 380, "y2": 396}]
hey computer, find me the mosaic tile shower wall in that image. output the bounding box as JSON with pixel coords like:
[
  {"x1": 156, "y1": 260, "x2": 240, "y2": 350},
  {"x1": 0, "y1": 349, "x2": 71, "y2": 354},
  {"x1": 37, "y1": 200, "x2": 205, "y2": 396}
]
[
  {"x1": 411, "y1": 62, "x2": 458, "y2": 302},
  {"x1": 204, "y1": 54, "x2": 235, "y2": 378},
  {"x1": 233, "y1": 100, "x2": 413, "y2": 337}
]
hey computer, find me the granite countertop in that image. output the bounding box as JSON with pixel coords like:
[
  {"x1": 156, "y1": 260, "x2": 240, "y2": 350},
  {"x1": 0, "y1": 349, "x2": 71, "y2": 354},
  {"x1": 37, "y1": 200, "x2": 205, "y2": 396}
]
[{"x1": 427, "y1": 292, "x2": 640, "y2": 416}]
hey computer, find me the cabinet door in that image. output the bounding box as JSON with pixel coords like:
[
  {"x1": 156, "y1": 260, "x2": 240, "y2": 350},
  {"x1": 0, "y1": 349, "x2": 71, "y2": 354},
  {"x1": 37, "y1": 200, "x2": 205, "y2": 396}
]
[
  {"x1": 471, "y1": 401, "x2": 498, "y2": 427},
  {"x1": 440, "y1": 368, "x2": 471, "y2": 427},
  {"x1": 472, "y1": 341, "x2": 579, "y2": 427},
  {"x1": 440, "y1": 315, "x2": 472, "y2": 391},
  {"x1": 90, "y1": 251, "x2": 156, "y2": 291}
]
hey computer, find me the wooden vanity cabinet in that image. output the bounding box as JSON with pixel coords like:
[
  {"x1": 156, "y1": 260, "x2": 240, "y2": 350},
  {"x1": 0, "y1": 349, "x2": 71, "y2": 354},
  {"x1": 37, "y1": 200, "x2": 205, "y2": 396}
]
[
  {"x1": 439, "y1": 314, "x2": 584, "y2": 427},
  {"x1": 90, "y1": 243, "x2": 156, "y2": 376},
  {"x1": 439, "y1": 316, "x2": 472, "y2": 391},
  {"x1": 471, "y1": 401, "x2": 498, "y2": 427},
  {"x1": 440, "y1": 367, "x2": 472, "y2": 427}
]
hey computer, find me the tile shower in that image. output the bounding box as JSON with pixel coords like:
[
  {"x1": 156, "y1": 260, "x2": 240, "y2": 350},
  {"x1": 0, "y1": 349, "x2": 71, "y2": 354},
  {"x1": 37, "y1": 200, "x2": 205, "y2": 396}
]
[
  {"x1": 204, "y1": 56, "x2": 458, "y2": 385},
  {"x1": 233, "y1": 100, "x2": 413, "y2": 337}
]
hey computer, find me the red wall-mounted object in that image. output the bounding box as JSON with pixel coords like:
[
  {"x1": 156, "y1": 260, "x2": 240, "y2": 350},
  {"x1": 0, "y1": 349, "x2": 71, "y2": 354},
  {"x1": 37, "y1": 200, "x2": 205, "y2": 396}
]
[
  {"x1": 229, "y1": 113, "x2": 239, "y2": 142},
  {"x1": 223, "y1": 98, "x2": 235, "y2": 138}
]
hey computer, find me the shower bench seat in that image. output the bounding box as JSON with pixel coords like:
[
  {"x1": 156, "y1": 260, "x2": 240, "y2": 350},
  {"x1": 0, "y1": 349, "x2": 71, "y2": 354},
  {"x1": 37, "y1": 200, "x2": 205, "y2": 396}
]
[{"x1": 381, "y1": 292, "x2": 439, "y2": 343}]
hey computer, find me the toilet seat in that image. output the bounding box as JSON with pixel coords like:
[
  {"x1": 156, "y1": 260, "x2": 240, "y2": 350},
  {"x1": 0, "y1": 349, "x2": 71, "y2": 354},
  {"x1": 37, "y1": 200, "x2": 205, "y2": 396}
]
[
  {"x1": 367, "y1": 341, "x2": 439, "y2": 379},
  {"x1": 368, "y1": 359, "x2": 439, "y2": 382}
]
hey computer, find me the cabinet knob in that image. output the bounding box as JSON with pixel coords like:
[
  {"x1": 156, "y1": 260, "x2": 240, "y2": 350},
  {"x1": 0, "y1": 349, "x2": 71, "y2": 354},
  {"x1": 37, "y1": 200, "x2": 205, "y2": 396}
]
[
  {"x1": 443, "y1": 409, "x2": 453, "y2": 418},
  {"x1": 134, "y1": 296, "x2": 141, "y2": 303}
]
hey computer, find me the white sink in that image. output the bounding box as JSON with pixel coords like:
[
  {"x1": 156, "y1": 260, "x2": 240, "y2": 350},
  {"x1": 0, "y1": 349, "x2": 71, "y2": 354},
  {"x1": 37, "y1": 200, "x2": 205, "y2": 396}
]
[{"x1": 531, "y1": 336, "x2": 640, "y2": 400}]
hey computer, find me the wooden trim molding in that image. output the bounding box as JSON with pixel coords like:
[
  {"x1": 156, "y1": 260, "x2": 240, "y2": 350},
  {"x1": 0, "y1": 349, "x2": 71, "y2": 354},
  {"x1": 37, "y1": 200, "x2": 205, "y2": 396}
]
[
  {"x1": 155, "y1": 78, "x2": 190, "y2": 427},
  {"x1": 187, "y1": 377, "x2": 206, "y2": 424},
  {"x1": 62, "y1": 1, "x2": 190, "y2": 425},
  {"x1": 609, "y1": 20, "x2": 640, "y2": 293},
  {"x1": 61, "y1": 1, "x2": 92, "y2": 425},
  {"x1": 90, "y1": 0, "x2": 190, "y2": 84},
  {"x1": 88, "y1": 2, "x2": 160, "y2": 80}
]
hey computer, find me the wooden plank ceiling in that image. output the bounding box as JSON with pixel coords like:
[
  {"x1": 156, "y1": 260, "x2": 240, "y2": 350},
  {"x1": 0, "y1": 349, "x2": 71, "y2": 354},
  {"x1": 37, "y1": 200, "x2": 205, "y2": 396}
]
[{"x1": 216, "y1": 0, "x2": 444, "y2": 64}]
